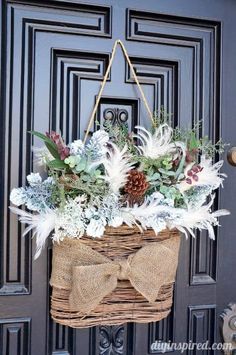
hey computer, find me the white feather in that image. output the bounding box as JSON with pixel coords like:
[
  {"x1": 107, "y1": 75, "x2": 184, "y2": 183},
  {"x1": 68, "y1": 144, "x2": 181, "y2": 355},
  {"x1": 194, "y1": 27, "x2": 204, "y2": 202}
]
[
  {"x1": 123, "y1": 198, "x2": 174, "y2": 219},
  {"x1": 134, "y1": 124, "x2": 185, "y2": 159},
  {"x1": 9, "y1": 206, "x2": 56, "y2": 259},
  {"x1": 120, "y1": 210, "x2": 143, "y2": 231},
  {"x1": 178, "y1": 155, "x2": 227, "y2": 193},
  {"x1": 121, "y1": 194, "x2": 230, "y2": 240},
  {"x1": 102, "y1": 143, "x2": 134, "y2": 194},
  {"x1": 168, "y1": 197, "x2": 230, "y2": 240},
  {"x1": 121, "y1": 197, "x2": 176, "y2": 233}
]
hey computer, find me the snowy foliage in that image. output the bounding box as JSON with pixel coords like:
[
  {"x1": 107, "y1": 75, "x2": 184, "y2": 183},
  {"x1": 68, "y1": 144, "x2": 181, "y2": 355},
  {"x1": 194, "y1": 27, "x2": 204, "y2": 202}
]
[
  {"x1": 10, "y1": 174, "x2": 56, "y2": 212},
  {"x1": 54, "y1": 196, "x2": 87, "y2": 241},
  {"x1": 69, "y1": 139, "x2": 85, "y2": 156},
  {"x1": 85, "y1": 129, "x2": 109, "y2": 161}
]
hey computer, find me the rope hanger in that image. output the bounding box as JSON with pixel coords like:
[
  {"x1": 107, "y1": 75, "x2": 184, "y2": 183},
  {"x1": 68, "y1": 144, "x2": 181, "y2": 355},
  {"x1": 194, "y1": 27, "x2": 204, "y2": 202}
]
[{"x1": 83, "y1": 39, "x2": 154, "y2": 142}]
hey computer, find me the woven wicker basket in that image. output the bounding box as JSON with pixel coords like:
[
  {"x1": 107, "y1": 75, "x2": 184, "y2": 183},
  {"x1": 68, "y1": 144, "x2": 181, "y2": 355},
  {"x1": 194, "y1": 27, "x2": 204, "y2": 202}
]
[{"x1": 50, "y1": 226, "x2": 180, "y2": 328}]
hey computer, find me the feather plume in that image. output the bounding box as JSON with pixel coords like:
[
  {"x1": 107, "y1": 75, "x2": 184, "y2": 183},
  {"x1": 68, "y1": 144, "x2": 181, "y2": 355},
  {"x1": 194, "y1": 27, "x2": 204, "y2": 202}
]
[
  {"x1": 123, "y1": 196, "x2": 175, "y2": 219},
  {"x1": 134, "y1": 124, "x2": 185, "y2": 159},
  {"x1": 102, "y1": 143, "x2": 134, "y2": 194},
  {"x1": 121, "y1": 197, "x2": 176, "y2": 232},
  {"x1": 122, "y1": 194, "x2": 230, "y2": 239},
  {"x1": 178, "y1": 155, "x2": 227, "y2": 193},
  {"x1": 9, "y1": 206, "x2": 56, "y2": 259},
  {"x1": 168, "y1": 197, "x2": 230, "y2": 239},
  {"x1": 120, "y1": 209, "x2": 143, "y2": 231}
]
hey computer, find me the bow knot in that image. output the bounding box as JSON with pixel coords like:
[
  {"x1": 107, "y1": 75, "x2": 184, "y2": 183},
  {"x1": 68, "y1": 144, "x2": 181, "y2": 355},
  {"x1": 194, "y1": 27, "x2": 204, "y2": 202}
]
[{"x1": 116, "y1": 258, "x2": 131, "y2": 280}]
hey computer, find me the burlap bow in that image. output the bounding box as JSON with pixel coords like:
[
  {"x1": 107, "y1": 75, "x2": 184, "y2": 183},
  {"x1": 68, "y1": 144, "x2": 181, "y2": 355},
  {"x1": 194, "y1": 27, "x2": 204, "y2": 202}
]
[{"x1": 50, "y1": 236, "x2": 180, "y2": 313}]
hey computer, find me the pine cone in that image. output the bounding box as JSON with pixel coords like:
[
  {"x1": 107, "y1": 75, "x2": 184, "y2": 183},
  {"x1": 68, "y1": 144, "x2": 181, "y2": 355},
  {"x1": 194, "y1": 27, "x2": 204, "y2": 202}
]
[{"x1": 124, "y1": 170, "x2": 149, "y2": 198}]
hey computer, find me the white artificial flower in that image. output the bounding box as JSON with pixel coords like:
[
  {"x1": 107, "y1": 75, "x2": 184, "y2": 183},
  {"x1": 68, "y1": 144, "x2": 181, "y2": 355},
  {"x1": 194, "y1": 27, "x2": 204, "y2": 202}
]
[
  {"x1": 177, "y1": 156, "x2": 227, "y2": 193},
  {"x1": 69, "y1": 139, "x2": 84, "y2": 156},
  {"x1": 33, "y1": 146, "x2": 54, "y2": 167},
  {"x1": 27, "y1": 172, "x2": 42, "y2": 186},
  {"x1": 109, "y1": 215, "x2": 123, "y2": 228},
  {"x1": 134, "y1": 124, "x2": 185, "y2": 159},
  {"x1": 54, "y1": 198, "x2": 86, "y2": 240},
  {"x1": 86, "y1": 217, "x2": 106, "y2": 238},
  {"x1": 84, "y1": 206, "x2": 97, "y2": 219},
  {"x1": 10, "y1": 188, "x2": 26, "y2": 206},
  {"x1": 54, "y1": 217, "x2": 85, "y2": 241}
]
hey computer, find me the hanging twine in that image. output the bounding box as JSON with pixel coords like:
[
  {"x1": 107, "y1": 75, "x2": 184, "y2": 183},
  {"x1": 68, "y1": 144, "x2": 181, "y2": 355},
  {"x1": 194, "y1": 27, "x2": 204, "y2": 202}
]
[{"x1": 83, "y1": 39, "x2": 154, "y2": 142}]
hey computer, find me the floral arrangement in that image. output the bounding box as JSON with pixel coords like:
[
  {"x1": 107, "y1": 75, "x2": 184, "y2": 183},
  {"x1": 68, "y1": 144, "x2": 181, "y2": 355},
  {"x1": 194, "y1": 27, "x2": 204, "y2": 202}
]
[{"x1": 10, "y1": 118, "x2": 229, "y2": 258}]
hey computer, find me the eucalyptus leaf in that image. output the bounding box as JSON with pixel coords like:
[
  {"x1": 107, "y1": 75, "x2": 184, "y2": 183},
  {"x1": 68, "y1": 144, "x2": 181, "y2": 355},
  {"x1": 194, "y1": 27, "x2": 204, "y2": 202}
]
[
  {"x1": 175, "y1": 153, "x2": 186, "y2": 179},
  {"x1": 75, "y1": 157, "x2": 87, "y2": 172},
  {"x1": 149, "y1": 181, "x2": 161, "y2": 186},
  {"x1": 81, "y1": 175, "x2": 90, "y2": 182},
  {"x1": 158, "y1": 168, "x2": 176, "y2": 177},
  {"x1": 47, "y1": 159, "x2": 68, "y2": 169},
  {"x1": 147, "y1": 172, "x2": 161, "y2": 181}
]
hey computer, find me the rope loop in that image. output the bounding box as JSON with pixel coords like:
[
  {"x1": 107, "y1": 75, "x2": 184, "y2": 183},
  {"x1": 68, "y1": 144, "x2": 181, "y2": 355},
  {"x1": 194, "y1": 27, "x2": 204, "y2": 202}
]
[{"x1": 83, "y1": 39, "x2": 153, "y2": 142}]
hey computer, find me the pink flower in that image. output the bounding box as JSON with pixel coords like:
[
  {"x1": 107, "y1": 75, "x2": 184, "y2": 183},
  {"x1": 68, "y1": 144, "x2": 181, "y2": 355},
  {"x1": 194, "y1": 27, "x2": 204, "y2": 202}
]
[{"x1": 46, "y1": 131, "x2": 70, "y2": 160}]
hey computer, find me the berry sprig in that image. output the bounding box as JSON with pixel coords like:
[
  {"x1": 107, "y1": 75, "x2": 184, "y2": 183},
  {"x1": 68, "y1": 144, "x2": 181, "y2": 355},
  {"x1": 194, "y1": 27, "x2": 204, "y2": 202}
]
[{"x1": 185, "y1": 165, "x2": 203, "y2": 185}]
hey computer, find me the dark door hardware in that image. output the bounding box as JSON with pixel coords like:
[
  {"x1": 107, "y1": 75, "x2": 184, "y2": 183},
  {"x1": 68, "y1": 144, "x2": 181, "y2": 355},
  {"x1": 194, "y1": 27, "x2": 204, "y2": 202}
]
[
  {"x1": 227, "y1": 147, "x2": 236, "y2": 166},
  {"x1": 103, "y1": 108, "x2": 129, "y2": 125},
  {"x1": 221, "y1": 303, "x2": 236, "y2": 355}
]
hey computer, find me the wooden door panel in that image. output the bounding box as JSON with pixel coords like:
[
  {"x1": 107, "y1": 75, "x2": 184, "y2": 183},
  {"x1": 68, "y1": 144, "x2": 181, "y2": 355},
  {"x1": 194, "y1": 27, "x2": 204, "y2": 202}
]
[{"x1": 1, "y1": 0, "x2": 236, "y2": 354}]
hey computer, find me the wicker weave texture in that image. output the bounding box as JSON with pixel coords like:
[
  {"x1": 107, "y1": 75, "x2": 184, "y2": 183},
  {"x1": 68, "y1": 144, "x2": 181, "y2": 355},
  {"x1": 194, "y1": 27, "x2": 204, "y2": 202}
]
[{"x1": 51, "y1": 226, "x2": 180, "y2": 328}]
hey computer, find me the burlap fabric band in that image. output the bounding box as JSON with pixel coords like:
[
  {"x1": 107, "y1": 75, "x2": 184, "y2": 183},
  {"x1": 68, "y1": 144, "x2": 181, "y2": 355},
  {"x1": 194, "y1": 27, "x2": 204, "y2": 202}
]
[{"x1": 50, "y1": 235, "x2": 180, "y2": 313}]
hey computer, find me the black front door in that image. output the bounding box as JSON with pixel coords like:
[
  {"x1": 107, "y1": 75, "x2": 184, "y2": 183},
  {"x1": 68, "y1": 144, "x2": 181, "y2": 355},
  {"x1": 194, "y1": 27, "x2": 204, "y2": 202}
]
[{"x1": 1, "y1": 0, "x2": 236, "y2": 354}]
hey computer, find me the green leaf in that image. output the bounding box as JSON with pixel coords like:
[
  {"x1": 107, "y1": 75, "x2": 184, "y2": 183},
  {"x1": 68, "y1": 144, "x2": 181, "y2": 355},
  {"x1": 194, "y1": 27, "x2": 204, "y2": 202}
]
[
  {"x1": 147, "y1": 172, "x2": 160, "y2": 181},
  {"x1": 81, "y1": 174, "x2": 90, "y2": 182},
  {"x1": 175, "y1": 153, "x2": 186, "y2": 179},
  {"x1": 45, "y1": 142, "x2": 60, "y2": 160},
  {"x1": 29, "y1": 130, "x2": 60, "y2": 159},
  {"x1": 189, "y1": 132, "x2": 199, "y2": 150},
  {"x1": 47, "y1": 159, "x2": 68, "y2": 169},
  {"x1": 75, "y1": 157, "x2": 87, "y2": 173},
  {"x1": 158, "y1": 168, "x2": 176, "y2": 177}
]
